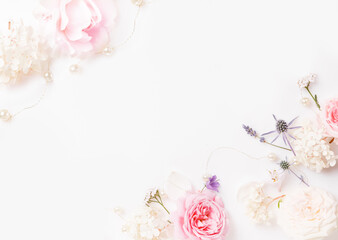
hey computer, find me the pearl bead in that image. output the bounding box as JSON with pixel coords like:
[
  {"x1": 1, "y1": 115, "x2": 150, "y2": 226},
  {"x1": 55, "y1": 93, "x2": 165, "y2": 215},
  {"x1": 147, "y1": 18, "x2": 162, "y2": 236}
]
[
  {"x1": 69, "y1": 64, "x2": 79, "y2": 73},
  {"x1": 131, "y1": 0, "x2": 143, "y2": 6},
  {"x1": 44, "y1": 72, "x2": 53, "y2": 82},
  {"x1": 113, "y1": 207, "x2": 124, "y2": 215},
  {"x1": 301, "y1": 97, "x2": 310, "y2": 106},
  {"x1": 203, "y1": 174, "x2": 211, "y2": 182},
  {"x1": 267, "y1": 153, "x2": 277, "y2": 161},
  {"x1": 121, "y1": 225, "x2": 128, "y2": 232},
  {"x1": 0, "y1": 109, "x2": 11, "y2": 121},
  {"x1": 102, "y1": 47, "x2": 114, "y2": 56}
]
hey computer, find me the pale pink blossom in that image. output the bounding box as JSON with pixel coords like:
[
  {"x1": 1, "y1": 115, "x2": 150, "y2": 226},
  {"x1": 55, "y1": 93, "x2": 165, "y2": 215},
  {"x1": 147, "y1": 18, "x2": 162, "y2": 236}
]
[
  {"x1": 39, "y1": 0, "x2": 117, "y2": 55},
  {"x1": 322, "y1": 98, "x2": 338, "y2": 138}
]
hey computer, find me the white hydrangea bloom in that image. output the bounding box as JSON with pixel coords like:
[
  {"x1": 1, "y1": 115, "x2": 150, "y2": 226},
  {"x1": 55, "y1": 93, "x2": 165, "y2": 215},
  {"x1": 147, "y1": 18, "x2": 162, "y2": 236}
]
[
  {"x1": 293, "y1": 122, "x2": 337, "y2": 172},
  {"x1": 297, "y1": 73, "x2": 317, "y2": 88},
  {"x1": 0, "y1": 21, "x2": 51, "y2": 84},
  {"x1": 238, "y1": 182, "x2": 272, "y2": 224},
  {"x1": 124, "y1": 205, "x2": 171, "y2": 240}
]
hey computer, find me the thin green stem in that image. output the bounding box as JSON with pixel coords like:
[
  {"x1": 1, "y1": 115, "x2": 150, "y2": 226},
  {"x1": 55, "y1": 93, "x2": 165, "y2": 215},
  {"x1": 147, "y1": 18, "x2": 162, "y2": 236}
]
[
  {"x1": 201, "y1": 186, "x2": 206, "y2": 192},
  {"x1": 154, "y1": 197, "x2": 170, "y2": 215},
  {"x1": 264, "y1": 141, "x2": 292, "y2": 151},
  {"x1": 305, "y1": 86, "x2": 321, "y2": 110},
  {"x1": 157, "y1": 194, "x2": 164, "y2": 204}
]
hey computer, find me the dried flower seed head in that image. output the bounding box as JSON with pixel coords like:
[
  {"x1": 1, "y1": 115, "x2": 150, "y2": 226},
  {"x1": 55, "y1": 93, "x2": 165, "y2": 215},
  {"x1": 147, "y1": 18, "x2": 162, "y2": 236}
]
[
  {"x1": 280, "y1": 160, "x2": 290, "y2": 170},
  {"x1": 276, "y1": 120, "x2": 288, "y2": 133}
]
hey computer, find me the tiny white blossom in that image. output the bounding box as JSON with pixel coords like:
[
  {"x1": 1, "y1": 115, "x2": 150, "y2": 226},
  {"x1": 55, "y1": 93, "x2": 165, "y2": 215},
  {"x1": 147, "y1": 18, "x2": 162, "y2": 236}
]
[
  {"x1": 297, "y1": 73, "x2": 317, "y2": 88},
  {"x1": 144, "y1": 188, "x2": 159, "y2": 204}
]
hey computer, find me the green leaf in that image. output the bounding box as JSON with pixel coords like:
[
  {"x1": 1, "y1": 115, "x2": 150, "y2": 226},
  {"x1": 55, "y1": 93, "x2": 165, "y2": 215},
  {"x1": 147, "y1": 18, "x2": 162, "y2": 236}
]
[{"x1": 278, "y1": 199, "x2": 283, "y2": 208}]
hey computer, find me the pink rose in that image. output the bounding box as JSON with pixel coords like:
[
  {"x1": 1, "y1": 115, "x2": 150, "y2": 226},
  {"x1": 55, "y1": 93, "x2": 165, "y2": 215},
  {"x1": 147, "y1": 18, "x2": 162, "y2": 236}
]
[
  {"x1": 322, "y1": 98, "x2": 338, "y2": 138},
  {"x1": 40, "y1": 0, "x2": 117, "y2": 55},
  {"x1": 173, "y1": 190, "x2": 229, "y2": 240}
]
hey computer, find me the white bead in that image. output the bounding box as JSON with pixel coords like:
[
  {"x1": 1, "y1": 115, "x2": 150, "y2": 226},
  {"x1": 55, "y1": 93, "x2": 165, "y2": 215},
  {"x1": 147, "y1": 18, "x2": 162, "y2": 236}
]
[
  {"x1": 121, "y1": 225, "x2": 128, "y2": 232},
  {"x1": 0, "y1": 109, "x2": 11, "y2": 121},
  {"x1": 159, "y1": 190, "x2": 167, "y2": 199},
  {"x1": 131, "y1": 0, "x2": 144, "y2": 6},
  {"x1": 44, "y1": 72, "x2": 53, "y2": 82},
  {"x1": 267, "y1": 153, "x2": 277, "y2": 161},
  {"x1": 113, "y1": 207, "x2": 124, "y2": 215},
  {"x1": 69, "y1": 64, "x2": 79, "y2": 73},
  {"x1": 301, "y1": 97, "x2": 310, "y2": 106},
  {"x1": 203, "y1": 174, "x2": 211, "y2": 182},
  {"x1": 103, "y1": 47, "x2": 114, "y2": 56}
]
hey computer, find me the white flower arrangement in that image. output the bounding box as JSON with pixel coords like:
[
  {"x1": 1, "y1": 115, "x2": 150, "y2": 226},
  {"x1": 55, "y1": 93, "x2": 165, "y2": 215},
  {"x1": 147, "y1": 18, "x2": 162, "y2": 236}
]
[
  {"x1": 117, "y1": 173, "x2": 229, "y2": 240},
  {"x1": 240, "y1": 74, "x2": 338, "y2": 239}
]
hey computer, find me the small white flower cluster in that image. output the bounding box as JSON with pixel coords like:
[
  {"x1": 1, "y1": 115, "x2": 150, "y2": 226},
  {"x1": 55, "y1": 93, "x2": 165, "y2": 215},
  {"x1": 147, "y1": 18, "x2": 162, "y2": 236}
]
[
  {"x1": 238, "y1": 182, "x2": 272, "y2": 224},
  {"x1": 0, "y1": 21, "x2": 51, "y2": 84},
  {"x1": 293, "y1": 122, "x2": 337, "y2": 172},
  {"x1": 124, "y1": 206, "x2": 171, "y2": 240},
  {"x1": 144, "y1": 188, "x2": 159, "y2": 204},
  {"x1": 297, "y1": 73, "x2": 317, "y2": 88}
]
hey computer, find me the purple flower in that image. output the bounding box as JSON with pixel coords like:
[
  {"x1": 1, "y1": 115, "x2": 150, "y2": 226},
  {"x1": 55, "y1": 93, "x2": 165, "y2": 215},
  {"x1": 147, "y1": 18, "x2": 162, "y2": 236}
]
[
  {"x1": 242, "y1": 124, "x2": 257, "y2": 137},
  {"x1": 206, "y1": 175, "x2": 220, "y2": 192},
  {"x1": 262, "y1": 115, "x2": 301, "y2": 155}
]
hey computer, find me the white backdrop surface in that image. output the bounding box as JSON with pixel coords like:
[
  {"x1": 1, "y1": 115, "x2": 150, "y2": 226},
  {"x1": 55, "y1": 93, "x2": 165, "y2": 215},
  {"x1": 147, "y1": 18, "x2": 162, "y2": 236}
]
[{"x1": 0, "y1": 0, "x2": 338, "y2": 239}]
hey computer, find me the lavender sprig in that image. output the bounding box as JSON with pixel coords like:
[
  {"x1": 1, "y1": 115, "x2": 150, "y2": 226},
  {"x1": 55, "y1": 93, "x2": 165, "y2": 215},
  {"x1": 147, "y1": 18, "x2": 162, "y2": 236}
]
[{"x1": 242, "y1": 124, "x2": 292, "y2": 152}]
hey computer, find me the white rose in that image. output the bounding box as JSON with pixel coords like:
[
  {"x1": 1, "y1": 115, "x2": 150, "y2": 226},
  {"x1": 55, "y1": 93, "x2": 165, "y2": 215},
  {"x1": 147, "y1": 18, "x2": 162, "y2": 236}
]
[{"x1": 278, "y1": 187, "x2": 338, "y2": 240}]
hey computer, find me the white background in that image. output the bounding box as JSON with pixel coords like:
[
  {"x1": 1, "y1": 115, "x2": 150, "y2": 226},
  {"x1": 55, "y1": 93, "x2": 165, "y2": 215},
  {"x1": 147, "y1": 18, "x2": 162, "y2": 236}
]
[{"x1": 0, "y1": 0, "x2": 338, "y2": 239}]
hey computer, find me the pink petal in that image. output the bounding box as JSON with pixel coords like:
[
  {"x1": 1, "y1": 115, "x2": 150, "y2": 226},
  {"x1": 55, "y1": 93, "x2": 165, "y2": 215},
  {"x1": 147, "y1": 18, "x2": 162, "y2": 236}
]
[
  {"x1": 64, "y1": 0, "x2": 92, "y2": 41},
  {"x1": 59, "y1": 0, "x2": 72, "y2": 30},
  {"x1": 84, "y1": 0, "x2": 102, "y2": 27},
  {"x1": 86, "y1": 25, "x2": 109, "y2": 51},
  {"x1": 93, "y1": 0, "x2": 117, "y2": 27}
]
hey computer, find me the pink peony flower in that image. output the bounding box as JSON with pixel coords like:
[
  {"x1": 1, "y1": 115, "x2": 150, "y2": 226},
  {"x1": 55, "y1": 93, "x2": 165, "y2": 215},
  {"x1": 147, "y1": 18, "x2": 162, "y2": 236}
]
[
  {"x1": 173, "y1": 190, "x2": 229, "y2": 240},
  {"x1": 39, "y1": 0, "x2": 117, "y2": 55},
  {"x1": 322, "y1": 98, "x2": 338, "y2": 138}
]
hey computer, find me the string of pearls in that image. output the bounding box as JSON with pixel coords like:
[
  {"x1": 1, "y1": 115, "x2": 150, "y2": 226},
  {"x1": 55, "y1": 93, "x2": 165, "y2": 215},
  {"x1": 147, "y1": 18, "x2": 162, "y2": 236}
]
[
  {"x1": 204, "y1": 148, "x2": 280, "y2": 181},
  {"x1": 0, "y1": 70, "x2": 53, "y2": 122}
]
